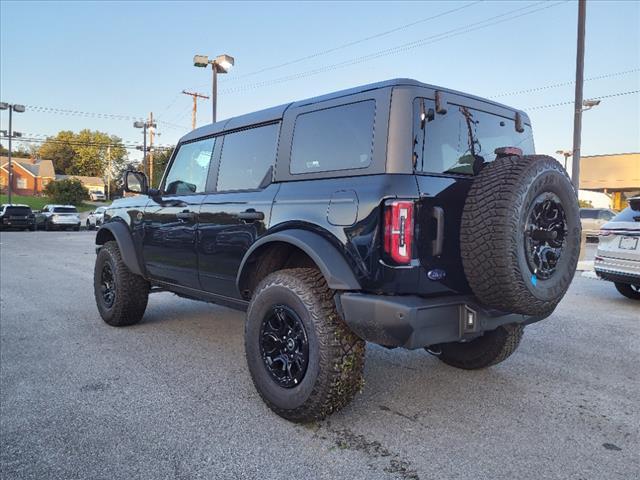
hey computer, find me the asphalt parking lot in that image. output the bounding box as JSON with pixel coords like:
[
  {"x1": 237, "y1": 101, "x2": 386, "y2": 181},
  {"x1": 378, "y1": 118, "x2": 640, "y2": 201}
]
[{"x1": 1, "y1": 231, "x2": 638, "y2": 480}]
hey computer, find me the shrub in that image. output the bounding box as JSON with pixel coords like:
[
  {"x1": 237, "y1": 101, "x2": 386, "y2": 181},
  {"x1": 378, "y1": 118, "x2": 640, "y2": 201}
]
[{"x1": 44, "y1": 178, "x2": 89, "y2": 205}]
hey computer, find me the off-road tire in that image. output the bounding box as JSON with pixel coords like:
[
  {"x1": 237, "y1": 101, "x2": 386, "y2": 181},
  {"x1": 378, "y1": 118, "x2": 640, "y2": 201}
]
[
  {"x1": 245, "y1": 268, "x2": 365, "y2": 423},
  {"x1": 461, "y1": 155, "x2": 580, "y2": 317},
  {"x1": 614, "y1": 282, "x2": 640, "y2": 300},
  {"x1": 435, "y1": 324, "x2": 524, "y2": 370},
  {"x1": 94, "y1": 240, "x2": 149, "y2": 326}
]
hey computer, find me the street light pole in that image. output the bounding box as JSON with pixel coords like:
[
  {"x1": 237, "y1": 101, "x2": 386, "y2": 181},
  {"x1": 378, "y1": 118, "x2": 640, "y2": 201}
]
[
  {"x1": 0, "y1": 101, "x2": 25, "y2": 204},
  {"x1": 212, "y1": 63, "x2": 218, "y2": 124},
  {"x1": 194, "y1": 54, "x2": 234, "y2": 124},
  {"x1": 8, "y1": 106, "x2": 13, "y2": 203},
  {"x1": 571, "y1": 0, "x2": 587, "y2": 189}
]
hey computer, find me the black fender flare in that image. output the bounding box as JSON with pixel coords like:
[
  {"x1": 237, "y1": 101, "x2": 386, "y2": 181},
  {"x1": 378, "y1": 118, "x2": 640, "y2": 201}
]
[
  {"x1": 236, "y1": 229, "x2": 361, "y2": 293},
  {"x1": 95, "y1": 221, "x2": 144, "y2": 277}
]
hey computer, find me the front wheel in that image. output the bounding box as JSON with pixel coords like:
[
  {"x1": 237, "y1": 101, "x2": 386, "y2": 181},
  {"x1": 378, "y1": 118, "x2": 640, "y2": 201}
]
[
  {"x1": 86, "y1": 220, "x2": 93, "y2": 230},
  {"x1": 245, "y1": 268, "x2": 365, "y2": 422},
  {"x1": 614, "y1": 282, "x2": 640, "y2": 300},
  {"x1": 94, "y1": 241, "x2": 149, "y2": 326},
  {"x1": 429, "y1": 324, "x2": 524, "y2": 370}
]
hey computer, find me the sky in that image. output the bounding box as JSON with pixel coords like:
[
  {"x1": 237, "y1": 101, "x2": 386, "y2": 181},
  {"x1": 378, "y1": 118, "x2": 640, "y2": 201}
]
[{"x1": 1, "y1": 0, "x2": 639, "y2": 167}]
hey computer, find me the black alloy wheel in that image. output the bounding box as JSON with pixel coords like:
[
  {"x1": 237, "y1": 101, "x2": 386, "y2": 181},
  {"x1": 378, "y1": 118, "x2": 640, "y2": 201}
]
[
  {"x1": 524, "y1": 192, "x2": 568, "y2": 280},
  {"x1": 259, "y1": 304, "x2": 309, "y2": 388},
  {"x1": 100, "y1": 261, "x2": 116, "y2": 309}
]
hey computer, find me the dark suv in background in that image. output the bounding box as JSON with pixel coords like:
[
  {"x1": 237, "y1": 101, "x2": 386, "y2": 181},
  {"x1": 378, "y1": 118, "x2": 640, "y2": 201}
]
[
  {"x1": 0, "y1": 204, "x2": 36, "y2": 231},
  {"x1": 93, "y1": 79, "x2": 580, "y2": 422}
]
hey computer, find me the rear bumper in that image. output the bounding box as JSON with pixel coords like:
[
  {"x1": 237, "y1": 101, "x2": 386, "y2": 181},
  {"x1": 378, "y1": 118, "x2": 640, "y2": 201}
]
[
  {"x1": 594, "y1": 256, "x2": 640, "y2": 282},
  {"x1": 336, "y1": 293, "x2": 543, "y2": 350}
]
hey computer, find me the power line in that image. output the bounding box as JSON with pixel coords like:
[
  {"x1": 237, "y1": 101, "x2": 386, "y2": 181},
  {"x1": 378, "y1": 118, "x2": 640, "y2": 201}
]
[
  {"x1": 214, "y1": 0, "x2": 484, "y2": 84},
  {"x1": 490, "y1": 68, "x2": 640, "y2": 98},
  {"x1": 525, "y1": 89, "x2": 639, "y2": 111},
  {"x1": 24, "y1": 105, "x2": 143, "y2": 121},
  {"x1": 218, "y1": 1, "x2": 564, "y2": 95}
]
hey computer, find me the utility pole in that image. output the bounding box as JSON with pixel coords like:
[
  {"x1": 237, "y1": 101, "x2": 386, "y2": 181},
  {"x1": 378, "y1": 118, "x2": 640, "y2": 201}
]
[
  {"x1": 106, "y1": 145, "x2": 111, "y2": 200},
  {"x1": 571, "y1": 0, "x2": 587, "y2": 189},
  {"x1": 182, "y1": 90, "x2": 209, "y2": 130},
  {"x1": 148, "y1": 112, "x2": 154, "y2": 185}
]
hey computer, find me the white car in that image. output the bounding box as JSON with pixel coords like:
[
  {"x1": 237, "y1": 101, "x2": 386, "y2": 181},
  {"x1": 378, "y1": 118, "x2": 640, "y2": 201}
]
[
  {"x1": 89, "y1": 190, "x2": 106, "y2": 201},
  {"x1": 594, "y1": 197, "x2": 640, "y2": 300},
  {"x1": 86, "y1": 206, "x2": 107, "y2": 230}
]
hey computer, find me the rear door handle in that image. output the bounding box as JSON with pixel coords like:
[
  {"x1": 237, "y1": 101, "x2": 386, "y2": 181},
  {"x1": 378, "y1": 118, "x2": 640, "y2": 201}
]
[
  {"x1": 431, "y1": 206, "x2": 444, "y2": 256},
  {"x1": 176, "y1": 210, "x2": 196, "y2": 221},
  {"x1": 237, "y1": 210, "x2": 264, "y2": 221}
]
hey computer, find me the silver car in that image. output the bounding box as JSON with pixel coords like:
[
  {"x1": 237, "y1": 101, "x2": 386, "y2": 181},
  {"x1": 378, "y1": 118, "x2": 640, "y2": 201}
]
[
  {"x1": 594, "y1": 197, "x2": 640, "y2": 300},
  {"x1": 580, "y1": 208, "x2": 617, "y2": 238},
  {"x1": 36, "y1": 204, "x2": 81, "y2": 231},
  {"x1": 86, "y1": 206, "x2": 107, "y2": 230}
]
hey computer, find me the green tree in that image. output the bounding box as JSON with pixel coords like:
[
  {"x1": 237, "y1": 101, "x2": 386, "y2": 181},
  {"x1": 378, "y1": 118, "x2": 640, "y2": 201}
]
[
  {"x1": 38, "y1": 130, "x2": 128, "y2": 177},
  {"x1": 150, "y1": 146, "x2": 174, "y2": 187},
  {"x1": 578, "y1": 199, "x2": 593, "y2": 208},
  {"x1": 44, "y1": 178, "x2": 89, "y2": 205},
  {"x1": 0, "y1": 143, "x2": 33, "y2": 159}
]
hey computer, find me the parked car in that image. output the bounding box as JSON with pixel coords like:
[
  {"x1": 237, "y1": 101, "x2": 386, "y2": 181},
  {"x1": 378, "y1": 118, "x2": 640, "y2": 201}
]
[
  {"x1": 86, "y1": 206, "x2": 107, "y2": 230},
  {"x1": 595, "y1": 197, "x2": 640, "y2": 300},
  {"x1": 93, "y1": 78, "x2": 580, "y2": 422},
  {"x1": 89, "y1": 190, "x2": 106, "y2": 201},
  {"x1": 36, "y1": 205, "x2": 81, "y2": 231},
  {"x1": 580, "y1": 208, "x2": 617, "y2": 238},
  {"x1": 0, "y1": 204, "x2": 36, "y2": 231}
]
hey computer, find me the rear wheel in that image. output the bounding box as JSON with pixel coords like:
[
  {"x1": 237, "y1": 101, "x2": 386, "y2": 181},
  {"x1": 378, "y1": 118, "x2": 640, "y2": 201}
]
[
  {"x1": 614, "y1": 282, "x2": 640, "y2": 300},
  {"x1": 94, "y1": 241, "x2": 149, "y2": 326},
  {"x1": 431, "y1": 324, "x2": 524, "y2": 370},
  {"x1": 245, "y1": 268, "x2": 365, "y2": 422}
]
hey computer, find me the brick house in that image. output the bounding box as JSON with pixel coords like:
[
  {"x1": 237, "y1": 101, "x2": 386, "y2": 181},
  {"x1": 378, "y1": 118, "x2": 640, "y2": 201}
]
[{"x1": 0, "y1": 156, "x2": 56, "y2": 196}]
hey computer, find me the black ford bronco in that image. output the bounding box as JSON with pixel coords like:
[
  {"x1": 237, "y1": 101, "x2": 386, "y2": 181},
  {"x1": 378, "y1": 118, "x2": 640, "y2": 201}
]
[{"x1": 93, "y1": 79, "x2": 580, "y2": 422}]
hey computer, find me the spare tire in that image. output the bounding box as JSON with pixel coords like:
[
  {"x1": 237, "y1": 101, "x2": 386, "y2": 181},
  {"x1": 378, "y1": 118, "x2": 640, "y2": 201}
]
[{"x1": 460, "y1": 154, "x2": 580, "y2": 316}]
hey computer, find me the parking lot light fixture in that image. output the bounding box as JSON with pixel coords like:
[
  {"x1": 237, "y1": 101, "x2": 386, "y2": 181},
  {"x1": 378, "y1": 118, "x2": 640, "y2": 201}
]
[
  {"x1": 193, "y1": 53, "x2": 234, "y2": 123},
  {"x1": 556, "y1": 150, "x2": 573, "y2": 170},
  {"x1": 582, "y1": 99, "x2": 601, "y2": 112},
  {"x1": 0, "y1": 101, "x2": 26, "y2": 203}
]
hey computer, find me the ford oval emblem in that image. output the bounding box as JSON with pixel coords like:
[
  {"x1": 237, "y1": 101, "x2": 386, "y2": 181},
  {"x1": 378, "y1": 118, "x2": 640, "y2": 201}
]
[{"x1": 427, "y1": 269, "x2": 446, "y2": 281}]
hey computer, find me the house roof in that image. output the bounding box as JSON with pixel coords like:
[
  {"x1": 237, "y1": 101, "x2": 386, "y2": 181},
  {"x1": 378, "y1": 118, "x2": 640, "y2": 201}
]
[
  {"x1": 56, "y1": 175, "x2": 105, "y2": 186},
  {"x1": 0, "y1": 157, "x2": 56, "y2": 178}
]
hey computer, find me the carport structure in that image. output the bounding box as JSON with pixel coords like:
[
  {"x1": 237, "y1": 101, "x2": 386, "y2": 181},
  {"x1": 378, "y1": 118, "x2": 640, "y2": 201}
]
[{"x1": 580, "y1": 152, "x2": 640, "y2": 209}]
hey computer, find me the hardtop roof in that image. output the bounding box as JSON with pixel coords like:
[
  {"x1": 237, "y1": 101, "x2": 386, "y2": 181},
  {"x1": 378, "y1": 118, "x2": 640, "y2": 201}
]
[{"x1": 180, "y1": 78, "x2": 529, "y2": 143}]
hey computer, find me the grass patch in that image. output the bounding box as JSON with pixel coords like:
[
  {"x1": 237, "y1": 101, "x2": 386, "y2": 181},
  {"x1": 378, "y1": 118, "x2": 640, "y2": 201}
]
[{"x1": 0, "y1": 194, "x2": 99, "y2": 212}]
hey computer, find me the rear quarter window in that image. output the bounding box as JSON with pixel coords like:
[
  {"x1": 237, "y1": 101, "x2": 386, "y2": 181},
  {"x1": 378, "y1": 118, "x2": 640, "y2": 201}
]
[{"x1": 290, "y1": 100, "x2": 375, "y2": 174}]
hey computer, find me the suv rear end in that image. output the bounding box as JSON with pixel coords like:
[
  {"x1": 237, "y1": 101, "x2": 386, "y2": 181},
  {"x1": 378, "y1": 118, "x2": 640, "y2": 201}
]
[
  {"x1": 0, "y1": 204, "x2": 35, "y2": 231},
  {"x1": 595, "y1": 197, "x2": 640, "y2": 299}
]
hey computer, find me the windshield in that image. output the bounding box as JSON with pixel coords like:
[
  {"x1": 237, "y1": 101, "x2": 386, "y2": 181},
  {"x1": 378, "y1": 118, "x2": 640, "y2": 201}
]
[
  {"x1": 5, "y1": 206, "x2": 31, "y2": 216},
  {"x1": 53, "y1": 207, "x2": 78, "y2": 213},
  {"x1": 413, "y1": 98, "x2": 534, "y2": 175}
]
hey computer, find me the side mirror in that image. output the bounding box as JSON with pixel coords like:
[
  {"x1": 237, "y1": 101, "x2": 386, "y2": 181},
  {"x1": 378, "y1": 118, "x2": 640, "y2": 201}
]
[{"x1": 124, "y1": 170, "x2": 148, "y2": 195}]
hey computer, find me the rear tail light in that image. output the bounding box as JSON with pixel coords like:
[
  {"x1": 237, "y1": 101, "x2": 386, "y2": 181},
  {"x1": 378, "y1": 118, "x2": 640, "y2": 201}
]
[
  {"x1": 383, "y1": 200, "x2": 414, "y2": 264},
  {"x1": 598, "y1": 229, "x2": 612, "y2": 236}
]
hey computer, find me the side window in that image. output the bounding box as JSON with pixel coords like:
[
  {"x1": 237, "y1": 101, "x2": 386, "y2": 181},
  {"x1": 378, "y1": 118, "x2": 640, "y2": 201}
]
[
  {"x1": 413, "y1": 98, "x2": 534, "y2": 175},
  {"x1": 290, "y1": 100, "x2": 376, "y2": 174},
  {"x1": 216, "y1": 123, "x2": 279, "y2": 191},
  {"x1": 163, "y1": 137, "x2": 215, "y2": 195}
]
